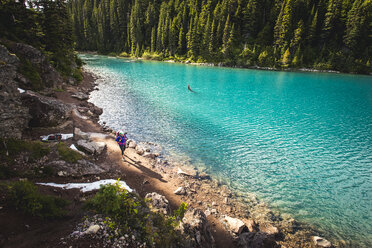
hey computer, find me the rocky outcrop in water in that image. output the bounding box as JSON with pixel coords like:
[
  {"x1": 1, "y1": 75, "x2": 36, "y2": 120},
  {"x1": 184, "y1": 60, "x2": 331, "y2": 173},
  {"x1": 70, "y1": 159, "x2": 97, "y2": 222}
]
[{"x1": 0, "y1": 45, "x2": 30, "y2": 138}]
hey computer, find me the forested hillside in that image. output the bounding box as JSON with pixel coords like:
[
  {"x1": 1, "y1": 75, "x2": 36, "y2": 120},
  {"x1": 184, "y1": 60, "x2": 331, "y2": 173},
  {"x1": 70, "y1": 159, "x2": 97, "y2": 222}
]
[
  {"x1": 69, "y1": 0, "x2": 372, "y2": 73},
  {"x1": 0, "y1": 0, "x2": 81, "y2": 80}
]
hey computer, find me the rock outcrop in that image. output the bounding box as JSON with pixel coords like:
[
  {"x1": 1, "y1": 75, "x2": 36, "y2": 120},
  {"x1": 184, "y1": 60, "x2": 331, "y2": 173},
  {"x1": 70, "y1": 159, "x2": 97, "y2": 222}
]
[
  {"x1": 0, "y1": 45, "x2": 30, "y2": 138},
  {"x1": 7, "y1": 43, "x2": 63, "y2": 89},
  {"x1": 222, "y1": 215, "x2": 248, "y2": 234},
  {"x1": 145, "y1": 192, "x2": 171, "y2": 215},
  {"x1": 77, "y1": 140, "x2": 106, "y2": 155},
  {"x1": 21, "y1": 90, "x2": 72, "y2": 127},
  {"x1": 48, "y1": 159, "x2": 106, "y2": 177},
  {"x1": 179, "y1": 209, "x2": 215, "y2": 248}
]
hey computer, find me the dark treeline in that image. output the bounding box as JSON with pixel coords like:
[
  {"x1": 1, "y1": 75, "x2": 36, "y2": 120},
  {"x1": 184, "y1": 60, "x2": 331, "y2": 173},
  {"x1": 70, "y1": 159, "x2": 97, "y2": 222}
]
[
  {"x1": 0, "y1": 0, "x2": 80, "y2": 78},
  {"x1": 69, "y1": 0, "x2": 372, "y2": 73}
]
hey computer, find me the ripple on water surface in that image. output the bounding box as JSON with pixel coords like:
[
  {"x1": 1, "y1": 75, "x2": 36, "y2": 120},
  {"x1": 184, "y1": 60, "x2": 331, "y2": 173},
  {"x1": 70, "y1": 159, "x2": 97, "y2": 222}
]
[{"x1": 82, "y1": 54, "x2": 372, "y2": 247}]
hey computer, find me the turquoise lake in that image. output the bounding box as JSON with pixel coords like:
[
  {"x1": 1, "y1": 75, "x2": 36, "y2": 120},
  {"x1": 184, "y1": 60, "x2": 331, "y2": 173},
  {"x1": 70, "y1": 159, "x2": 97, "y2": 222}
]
[{"x1": 81, "y1": 54, "x2": 372, "y2": 247}]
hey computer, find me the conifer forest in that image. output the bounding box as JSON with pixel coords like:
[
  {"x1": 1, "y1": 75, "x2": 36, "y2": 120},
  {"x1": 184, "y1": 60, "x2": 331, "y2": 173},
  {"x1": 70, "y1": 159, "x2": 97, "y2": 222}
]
[{"x1": 69, "y1": 0, "x2": 371, "y2": 73}]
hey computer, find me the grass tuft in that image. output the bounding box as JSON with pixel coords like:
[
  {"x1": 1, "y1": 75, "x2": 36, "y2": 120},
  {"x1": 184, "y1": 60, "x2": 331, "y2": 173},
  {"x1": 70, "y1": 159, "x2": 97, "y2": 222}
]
[{"x1": 57, "y1": 142, "x2": 83, "y2": 163}]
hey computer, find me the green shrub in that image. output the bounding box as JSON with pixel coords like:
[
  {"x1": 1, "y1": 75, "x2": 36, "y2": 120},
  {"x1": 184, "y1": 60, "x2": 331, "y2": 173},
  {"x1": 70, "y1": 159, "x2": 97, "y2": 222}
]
[
  {"x1": 174, "y1": 202, "x2": 188, "y2": 221},
  {"x1": 0, "y1": 138, "x2": 50, "y2": 164},
  {"x1": 0, "y1": 165, "x2": 19, "y2": 179},
  {"x1": 72, "y1": 68, "x2": 83, "y2": 83},
  {"x1": 7, "y1": 180, "x2": 69, "y2": 218},
  {"x1": 75, "y1": 55, "x2": 84, "y2": 67},
  {"x1": 119, "y1": 51, "x2": 130, "y2": 57},
  {"x1": 86, "y1": 182, "x2": 186, "y2": 247},
  {"x1": 18, "y1": 57, "x2": 43, "y2": 90},
  {"x1": 57, "y1": 142, "x2": 83, "y2": 163}
]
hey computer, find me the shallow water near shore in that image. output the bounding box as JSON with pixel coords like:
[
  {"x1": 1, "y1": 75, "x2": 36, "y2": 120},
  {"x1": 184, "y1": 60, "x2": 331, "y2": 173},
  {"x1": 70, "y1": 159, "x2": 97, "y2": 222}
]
[{"x1": 81, "y1": 54, "x2": 372, "y2": 247}]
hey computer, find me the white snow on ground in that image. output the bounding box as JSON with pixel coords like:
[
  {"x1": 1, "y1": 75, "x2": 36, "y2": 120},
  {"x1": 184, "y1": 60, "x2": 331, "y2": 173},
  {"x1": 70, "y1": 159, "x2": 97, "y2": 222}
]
[
  {"x1": 17, "y1": 88, "x2": 25, "y2": 93},
  {"x1": 70, "y1": 144, "x2": 78, "y2": 150},
  {"x1": 37, "y1": 179, "x2": 133, "y2": 193},
  {"x1": 62, "y1": 133, "x2": 74, "y2": 140}
]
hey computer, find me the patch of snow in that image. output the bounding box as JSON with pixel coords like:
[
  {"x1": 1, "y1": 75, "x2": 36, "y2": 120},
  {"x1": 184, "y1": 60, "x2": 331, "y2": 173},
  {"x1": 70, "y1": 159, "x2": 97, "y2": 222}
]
[
  {"x1": 70, "y1": 144, "x2": 78, "y2": 150},
  {"x1": 17, "y1": 88, "x2": 25, "y2": 93},
  {"x1": 62, "y1": 133, "x2": 73, "y2": 140},
  {"x1": 37, "y1": 179, "x2": 132, "y2": 192}
]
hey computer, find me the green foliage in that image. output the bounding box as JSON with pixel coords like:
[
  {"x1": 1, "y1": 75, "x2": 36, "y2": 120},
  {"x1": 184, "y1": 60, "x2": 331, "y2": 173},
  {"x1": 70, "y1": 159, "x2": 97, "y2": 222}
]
[
  {"x1": 7, "y1": 180, "x2": 69, "y2": 218},
  {"x1": 119, "y1": 52, "x2": 130, "y2": 57},
  {"x1": 0, "y1": 138, "x2": 50, "y2": 164},
  {"x1": 0, "y1": 0, "x2": 77, "y2": 79},
  {"x1": 57, "y1": 142, "x2": 83, "y2": 163},
  {"x1": 72, "y1": 68, "x2": 83, "y2": 83},
  {"x1": 86, "y1": 182, "x2": 185, "y2": 247},
  {"x1": 18, "y1": 58, "x2": 43, "y2": 90},
  {"x1": 0, "y1": 165, "x2": 19, "y2": 179},
  {"x1": 173, "y1": 202, "x2": 188, "y2": 221}
]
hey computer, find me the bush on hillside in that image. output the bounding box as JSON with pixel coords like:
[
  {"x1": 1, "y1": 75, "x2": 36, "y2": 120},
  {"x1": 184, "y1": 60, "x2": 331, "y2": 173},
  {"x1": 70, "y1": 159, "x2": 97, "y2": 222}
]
[
  {"x1": 7, "y1": 180, "x2": 69, "y2": 218},
  {"x1": 86, "y1": 182, "x2": 187, "y2": 247}
]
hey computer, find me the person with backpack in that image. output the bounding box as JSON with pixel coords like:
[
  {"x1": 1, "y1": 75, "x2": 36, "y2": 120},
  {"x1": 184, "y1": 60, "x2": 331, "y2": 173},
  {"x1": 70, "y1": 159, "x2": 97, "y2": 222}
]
[{"x1": 115, "y1": 130, "x2": 127, "y2": 161}]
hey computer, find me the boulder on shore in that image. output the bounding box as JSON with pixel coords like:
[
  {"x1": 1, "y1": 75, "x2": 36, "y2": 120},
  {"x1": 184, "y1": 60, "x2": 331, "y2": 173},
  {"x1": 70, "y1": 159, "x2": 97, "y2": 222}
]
[
  {"x1": 77, "y1": 140, "x2": 106, "y2": 155},
  {"x1": 127, "y1": 139, "x2": 137, "y2": 149},
  {"x1": 222, "y1": 216, "x2": 248, "y2": 234},
  {"x1": 312, "y1": 236, "x2": 332, "y2": 248}
]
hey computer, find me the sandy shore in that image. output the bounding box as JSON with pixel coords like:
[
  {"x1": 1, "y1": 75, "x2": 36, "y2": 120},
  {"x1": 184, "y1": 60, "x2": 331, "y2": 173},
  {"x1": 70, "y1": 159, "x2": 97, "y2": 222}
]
[{"x1": 50, "y1": 68, "x2": 335, "y2": 247}]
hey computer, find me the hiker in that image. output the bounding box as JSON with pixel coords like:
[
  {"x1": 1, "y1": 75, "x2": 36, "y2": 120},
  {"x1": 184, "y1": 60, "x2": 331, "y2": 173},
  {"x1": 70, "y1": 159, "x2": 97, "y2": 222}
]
[{"x1": 115, "y1": 130, "x2": 127, "y2": 161}]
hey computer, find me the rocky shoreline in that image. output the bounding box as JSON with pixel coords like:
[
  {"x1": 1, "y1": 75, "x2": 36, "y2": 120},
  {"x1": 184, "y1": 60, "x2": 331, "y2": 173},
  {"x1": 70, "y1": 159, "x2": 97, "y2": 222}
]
[{"x1": 79, "y1": 67, "x2": 338, "y2": 248}]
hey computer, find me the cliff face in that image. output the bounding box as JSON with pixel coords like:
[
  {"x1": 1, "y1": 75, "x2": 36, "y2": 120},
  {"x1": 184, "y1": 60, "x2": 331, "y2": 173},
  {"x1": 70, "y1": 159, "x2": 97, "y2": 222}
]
[
  {"x1": 0, "y1": 43, "x2": 74, "y2": 138},
  {"x1": 0, "y1": 44, "x2": 30, "y2": 139},
  {"x1": 8, "y1": 43, "x2": 64, "y2": 89}
]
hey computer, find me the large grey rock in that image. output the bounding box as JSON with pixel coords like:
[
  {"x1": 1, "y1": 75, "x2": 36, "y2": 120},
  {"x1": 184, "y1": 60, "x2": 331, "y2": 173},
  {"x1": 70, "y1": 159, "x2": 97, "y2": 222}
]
[
  {"x1": 8, "y1": 43, "x2": 63, "y2": 89},
  {"x1": 74, "y1": 127, "x2": 89, "y2": 140},
  {"x1": 77, "y1": 140, "x2": 106, "y2": 155},
  {"x1": 222, "y1": 216, "x2": 248, "y2": 234},
  {"x1": 48, "y1": 159, "x2": 106, "y2": 177},
  {"x1": 0, "y1": 45, "x2": 30, "y2": 138},
  {"x1": 179, "y1": 209, "x2": 215, "y2": 248},
  {"x1": 135, "y1": 145, "x2": 145, "y2": 155},
  {"x1": 145, "y1": 192, "x2": 170, "y2": 215},
  {"x1": 238, "y1": 232, "x2": 278, "y2": 248},
  {"x1": 21, "y1": 90, "x2": 72, "y2": 127},
  {"x1": 84, "y1": 225, "x2": 100, "y2": 235},
  {"x1": 71, "y1": 92, "x2": 89, "y2": 100},
  {"x1": 312, "y1": 236, "x2": 332, "y2": 248}
]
